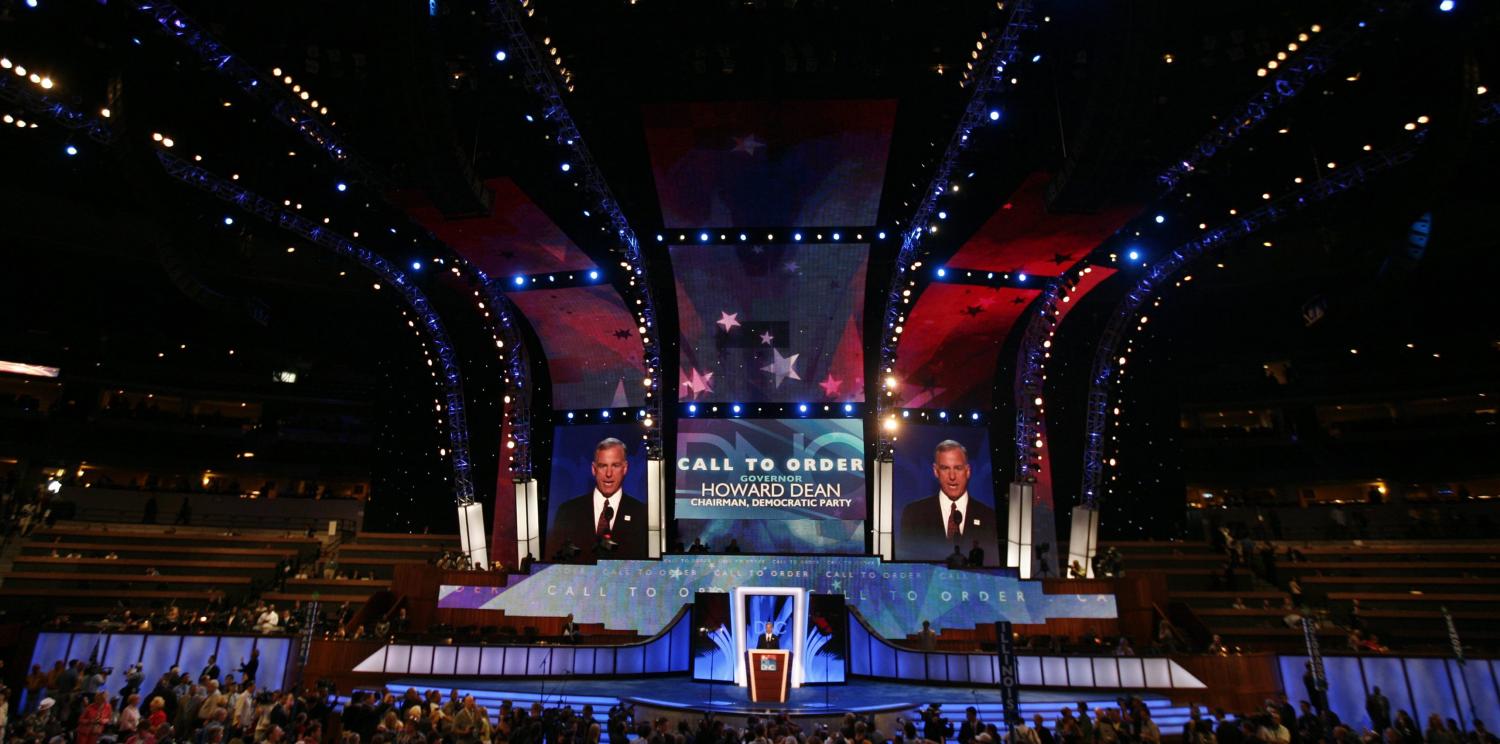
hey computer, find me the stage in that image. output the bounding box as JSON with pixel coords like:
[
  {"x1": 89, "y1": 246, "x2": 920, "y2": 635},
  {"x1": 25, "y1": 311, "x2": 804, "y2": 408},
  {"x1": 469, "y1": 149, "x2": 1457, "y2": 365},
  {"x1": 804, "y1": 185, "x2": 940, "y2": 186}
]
[{"x1": 384, "y1": 675, "x2": 1198, "y2": 726}]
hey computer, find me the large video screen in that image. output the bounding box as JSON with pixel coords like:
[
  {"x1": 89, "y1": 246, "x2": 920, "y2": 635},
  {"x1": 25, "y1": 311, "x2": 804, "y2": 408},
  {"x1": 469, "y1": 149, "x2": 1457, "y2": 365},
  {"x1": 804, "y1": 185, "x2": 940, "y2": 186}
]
[
  {"x1": 546, "y1": 423, "x2": 650, "y2": 561},
  {"x1": 675, "y1": 418, "x2": 865, "y2": 553},
  {"x1": 891, "y1": 424, "x2": 999, "y2": 566},
  {"x1": 642, "y1": 99, "x2": 897, "y2": 227},
  {"x1": 673, "y1": 243, "x2": 866, "y2": 404}
]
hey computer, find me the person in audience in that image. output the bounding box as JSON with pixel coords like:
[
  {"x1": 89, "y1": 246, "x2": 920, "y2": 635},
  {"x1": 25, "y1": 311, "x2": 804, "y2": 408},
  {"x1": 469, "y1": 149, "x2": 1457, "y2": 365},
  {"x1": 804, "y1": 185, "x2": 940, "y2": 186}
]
[
  {"x1": 916, "y1": 620, "x2": 938, "y2": 651},
  {"x1": 201, "y1": 655, "x2": 221, "y2": 683},
  {"x1": 256, "y1": 604, "x2": 280, "y2": 633},
  {"x1": 77, "y1": 691, "x2": 113, "y2": 744},
  {"x1": 946, "y1": 545, "x2": 968, "y2": 569},
  {"x1": 1426, "y1": 713, "x2": 1456, "y2": 744},
  {"x1": 1259, "y1": 712, "x2": 1290, "y2": 744}
]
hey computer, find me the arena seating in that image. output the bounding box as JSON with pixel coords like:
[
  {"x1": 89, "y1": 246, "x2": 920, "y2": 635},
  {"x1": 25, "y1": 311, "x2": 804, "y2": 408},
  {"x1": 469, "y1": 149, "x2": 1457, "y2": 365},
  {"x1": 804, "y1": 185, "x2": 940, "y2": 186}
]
[{"x1": 333, "y1": 531, "x2": 461, "y2": 578}]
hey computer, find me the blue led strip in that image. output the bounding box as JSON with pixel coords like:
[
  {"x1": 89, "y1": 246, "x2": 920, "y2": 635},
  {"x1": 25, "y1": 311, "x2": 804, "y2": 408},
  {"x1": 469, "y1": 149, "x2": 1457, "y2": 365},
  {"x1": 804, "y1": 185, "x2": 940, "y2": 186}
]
[
  {"x1": 1077, "y1": 135, "x2": 1431, "y2": 507},
  {"x1": 489, "y1": 0, "x2": 663, "y2": 458},
  {"x1": 0, "y1": 73, "x2": 114, "y2": 143},
  {"x1": 156, "y1": 150, "x2": 477, "y2": 506},
  {"x1": 875, "y1": 0, "x2": 1037, "y2": 459},
  {"x1": 132, "y1": 1, "x2": 378, "y2": 183},
  {"x1": 1157, "y1": 2, "x2": 1405, "y2": 193}
]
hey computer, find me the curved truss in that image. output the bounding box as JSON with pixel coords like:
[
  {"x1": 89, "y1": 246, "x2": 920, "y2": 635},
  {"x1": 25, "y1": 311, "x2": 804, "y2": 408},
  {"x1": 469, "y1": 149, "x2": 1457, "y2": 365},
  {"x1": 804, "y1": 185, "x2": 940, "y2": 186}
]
[
  {"x1": 157, "y1": 151, "x2": 479, "y2": 505},
  {"x1": 489, "y1": 0, "x2": 664, "y2": 458},
  {"x1": 1078, "y1": 137, "x2": 1428, "y2": 507},
  {"x1": 876, "y1": 0, "x2": 1038, "y2": 459}
]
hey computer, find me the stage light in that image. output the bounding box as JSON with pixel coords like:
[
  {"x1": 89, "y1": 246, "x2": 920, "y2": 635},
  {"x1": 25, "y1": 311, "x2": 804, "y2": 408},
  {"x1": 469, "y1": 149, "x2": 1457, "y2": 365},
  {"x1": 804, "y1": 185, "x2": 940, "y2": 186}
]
[
  {"x1": 494, "y1": 50, "x2": 509, "y2": 62},
  {"x1": 601, "y1": 410, "x2": 611, "y2": 418},
  {"x1": 936, "y1": 267, "x2": 947, "y2": 278},
  {"x1": 688, "y1": 404, "x2": 698, "y2": 415},
  {"x1": 1438, "y1": 0, "x2": 1455, "y2": 11},
  {"x1": 1031, "y1": 54, "x2": 1042, "y2": 62},
  {"x1": 560, "y1": 162, "x2": 571, "y2": 172},
  {"x1": 699, "y1": 232, "x2": 710, "y2": 242},
  {"x1": 588, "y1": 270, "x2": 599, "y2": 280},
  {"x1": 939, "y1": 411, "x2": 948, "y2": 419},
  {"x1": 937, "y1": 211, "x2": 947, "y2": 220},
  {"x1": 25, "y1": 0, "x2": 38, "y2": 8},
  {"x1": 831, "y1": 232, "x2": 840, "y2": 241},
  {"x1": 411, "y1": 261, "x2": 422, "y2": 271},
  {"x1": 798, "y1": 403, "x2": 809, "y2": 414},
  {"x1": 988, "y1": 110, "x2": 1000, "y2": 121},
  {"x1": 567, "y1": 412, "x2": 574, "y2": 420},
  {"x1": 739, "y1": 233, "x2": 747, "y2": 241},
  {"x1": 878, "y1": 231, "x2": 887, "y2": 239},
  {"x1": 1127, "y1": 249, "x2": 1141, "y2": 262},
  {"x1": 1154, "y1": 214, "x2": 1165, "y2": 224},
  {"x1": 971, "y1": 412, "x2": 980, "y2": 421},
  {"x1": 65, "y1": 144, "x2": 77, "y2": 156},
  {"x1": 883, "y1": 417, "x2": 898, "y2": 432},
  {"x1": 513, "y1": 275, "x2": 526, "y2": 287},
  {"x1": 731, "y1": 404, "x2": 742, "y2": 416},
  {"x1": 1018, "y1": 273, "x2": 1028, "y2": 282},
  {"x1": 223, "y1": 216, "x2": 234, "y2": 226},
  {"x1": 336, "y1": 181, "x2": 348, "y2": 192},
  {"x1": 793, "y1": 232, "x2": 803, "y2": 241}
]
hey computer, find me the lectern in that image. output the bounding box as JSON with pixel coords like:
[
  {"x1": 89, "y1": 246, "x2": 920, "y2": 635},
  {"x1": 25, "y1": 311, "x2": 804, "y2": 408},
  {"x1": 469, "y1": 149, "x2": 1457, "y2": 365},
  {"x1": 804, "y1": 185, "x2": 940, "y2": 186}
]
[{"x1": 746, "y1": 649, "x2": 792, "y2": 703}]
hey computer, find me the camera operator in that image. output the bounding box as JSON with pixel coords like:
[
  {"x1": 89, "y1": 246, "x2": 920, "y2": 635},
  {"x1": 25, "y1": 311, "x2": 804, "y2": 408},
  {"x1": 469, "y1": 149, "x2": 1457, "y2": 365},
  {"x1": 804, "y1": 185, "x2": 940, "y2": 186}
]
[{"x1": 922, "y1": 704, "x2": 954, "y2": 744}]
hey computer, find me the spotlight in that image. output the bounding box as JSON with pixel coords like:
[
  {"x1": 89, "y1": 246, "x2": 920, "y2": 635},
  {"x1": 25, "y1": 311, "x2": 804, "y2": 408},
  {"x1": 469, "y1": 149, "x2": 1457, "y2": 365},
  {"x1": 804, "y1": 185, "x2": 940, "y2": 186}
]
[
  {"x1": 223, "y1": 216, "x2": 235, "y2": 226},
  {"x1": 793, "y1": 232, "x2": 803, "y2": 241},
  {"x1": 971, "y1": 412, "x2": 980, "y2": 420},
  {"x1": 843, "y1": 403, "x2": 854, "y2": 414},
  {"x1": 1031, "y1": 54, "x2": 1042, "y2": 62},
  {"x1": 1438, "y1": 0, "x2": 1455, "y2": 10},
  {"x1": 1128, "y1": 249, "x2": 1141, "y2": 262},
  {"x1": 798, "y1": 403, "x2": 809, "y2": 414},
  {"x1": 494, "y1": 50, "x2": 508, "y2": 61},
  {"x1": 688, "y1": 403, "x2": 698, "y2": 415},
  {"x1": 65, "y1": 144, "x2": 78, "y2": 156},
  {"x1": 513, "y1": 275, "x2": 526, "y2": 287},
  {"x1": 560, "y1": 162, "x2": 571, "y2": 172},
  {"x1": 336, "y1": 181, "x2": 348, "y2": 192},
  {"x1": 936, "y1": 267, "x2": 947, "y2": 278},
  {"x1": 731, "y1": 404, "x2": 742, "y2": 416},
  {"x1": 25, "y1": 0, "x2": 38, "y2": 8},
  {"x1": 937, "y1": 211, "x2": 948, "y2": 220},
  {"x1": 938, "y1": 411, "x2": 948, "y2": 419},
  {"x1": 878, "y1": 231, "x2": 887, "y2": 239},
  {"x1": 739, "y1": 233, "x2": 747, "y2": 241},
  {"x1": 699, "y1": 232, "x2": 710, "y2": 242},
  {"x1": 588, "y1": 270, "x2": 599, "y2": 280},
  {"x1": 988, "y1": 110, "x2": 1000, "y2": 121},
  {"x1": 411, "y1": 261, "x2": 422, "y2": 271},
  {"x1": 601, "y1": 410, "x2": 611, "y2": 418},
  {"x1": 1018, "y1": 273, "x2": 1028, "y2": 282},
  {"x1": 1154, "y1": 214, "x2": 1165, "y2": 224},
  {"x1": 831, "y1": 232, "x2": 841, "y2": 241}
]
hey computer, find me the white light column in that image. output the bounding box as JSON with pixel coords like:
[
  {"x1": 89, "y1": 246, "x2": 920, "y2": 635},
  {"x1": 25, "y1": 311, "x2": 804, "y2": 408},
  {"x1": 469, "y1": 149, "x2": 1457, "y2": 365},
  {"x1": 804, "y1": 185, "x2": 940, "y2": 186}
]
[{"x1": 1007, "y1": 482, "x2": 1034, "y2": 578}]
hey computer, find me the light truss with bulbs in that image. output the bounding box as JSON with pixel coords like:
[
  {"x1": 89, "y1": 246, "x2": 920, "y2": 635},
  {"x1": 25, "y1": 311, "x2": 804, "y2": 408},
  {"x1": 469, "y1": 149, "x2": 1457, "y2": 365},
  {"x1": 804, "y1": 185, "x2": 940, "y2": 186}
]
[{"x1": 156, "y1": 150, "x2": 479, "y2": 506}]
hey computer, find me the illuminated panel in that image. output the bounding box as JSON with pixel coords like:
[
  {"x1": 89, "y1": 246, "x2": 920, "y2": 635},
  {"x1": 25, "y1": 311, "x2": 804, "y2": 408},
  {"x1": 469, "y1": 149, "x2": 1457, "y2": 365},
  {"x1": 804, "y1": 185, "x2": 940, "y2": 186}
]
[
  {"x1": 506, "y1": 285, "x2": 647, "y2": 410},
  {"x1": 673, "y1": 244, "x2": 866, "y2": 403},
  {"x1": 947, "y1": 173, "x2": 1140, "y2": 278},
  {"x1": 643, "y1": 100, "x2": 897, "y2": 227},
  {"x1": 891, "y1": 423, "x2": 998, "y2": 565},
  {"x1": 545, "y1": 422, "x2": 650, "y2": 560},
  {"x1": 0, "y1": 361, "x2": 60, "y2": 378},
  {"x1": 894, "y1": 285, "x2": 1039, "y2": 409},
  {"x1": 394, "y1": 178, "x2": 595, "y2": 276}
]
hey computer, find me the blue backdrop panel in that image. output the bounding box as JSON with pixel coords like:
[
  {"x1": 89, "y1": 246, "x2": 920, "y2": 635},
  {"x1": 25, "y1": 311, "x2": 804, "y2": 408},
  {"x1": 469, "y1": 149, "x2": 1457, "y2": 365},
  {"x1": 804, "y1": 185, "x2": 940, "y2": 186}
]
[
  {"x1": 30, "y1": 632, "x2": 75, "y2": 673},
  {"x1": 617, "y1": 645, "x2": 644, "y2": 675},
  {"x1": 139, "y1": 636, "x2": 184, "y2": 693},
  {"x1": 1455, "y1": 660, "x2": 1500, "y2": 730},
  {"x1": 253, "y1": 637, "x2": 292, "y2": 689},
  {"x1": 178, "y1": 636, "x2": 219, "y2": 680},
  {"x1": 1408, "y1": 658, "x2": 1461, "y2": 727},
  {"x1": 102, "y1": 634, "x2": 146, "y2": 686}
]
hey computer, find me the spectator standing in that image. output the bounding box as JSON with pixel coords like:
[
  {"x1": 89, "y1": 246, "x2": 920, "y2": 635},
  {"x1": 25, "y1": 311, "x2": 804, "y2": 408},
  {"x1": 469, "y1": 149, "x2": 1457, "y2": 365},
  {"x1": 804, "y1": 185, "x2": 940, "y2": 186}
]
[
  {"x1": 77, "y1": 691, "x2": 112, "y2": 744},
  {"x1": 1366, "y1": 686, "x2": 1392, "y2": 733}
]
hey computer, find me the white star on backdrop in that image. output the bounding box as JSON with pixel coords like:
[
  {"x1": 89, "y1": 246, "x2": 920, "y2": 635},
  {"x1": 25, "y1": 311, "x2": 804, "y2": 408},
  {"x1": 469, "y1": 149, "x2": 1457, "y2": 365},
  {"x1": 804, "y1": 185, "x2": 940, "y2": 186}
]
[
  {"x1": 761, "y1": 348, "x2": 802, "y2": 388},
  {"x1": 732, "y1": 134, "x2": 766, "y2": 155},
  {"x1": 716, "y1": 311, "x2": 741, "y2": 332},
  {"x1": 759, "y1": 330, "x2": 775, "y2": 345}
]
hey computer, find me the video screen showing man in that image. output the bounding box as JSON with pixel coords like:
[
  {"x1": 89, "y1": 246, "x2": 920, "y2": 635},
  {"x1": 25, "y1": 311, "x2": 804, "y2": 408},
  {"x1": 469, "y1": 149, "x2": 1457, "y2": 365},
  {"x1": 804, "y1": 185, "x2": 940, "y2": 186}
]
[
  {"x1": 546, "y1": 437, "x2": 648, "y2": 560},
  {"x1": 897, "y1": 439, "x2": 999, "y2": 565}
]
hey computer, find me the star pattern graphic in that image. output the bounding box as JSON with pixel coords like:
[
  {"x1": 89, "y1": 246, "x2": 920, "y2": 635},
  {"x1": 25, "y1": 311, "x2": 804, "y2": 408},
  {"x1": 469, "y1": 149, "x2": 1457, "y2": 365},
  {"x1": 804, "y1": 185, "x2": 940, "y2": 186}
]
[
  {"x1": 731, "y1": 134, "x2": 766, "y2": 155},
  {"x1": 784, "y1": 261, "x2": 799, "y2": 273},
  {"x1": 716, "y1": 311, "x2": 741, "y2": 332},
  {"x1": 678, "y1": 368, "x2": 715, "y2": 400},
  {"x1": 759, "y1": 330, "x2": 775, "y2": 345},
  {"x1": 612, "y1": 329, "x2": 632, "y2": 339},
  {"x1": 1012, "y1": 296, "x2": 1027, "y2": 304},
  {"x1": 761, "y1": 348, "x2": 801, "y2": 388},
  {"x1": 962, "y1": 305, "x2": 984, "y2": 317},
  {"x1": 1052, "y1": 252, "x2": 1074, "y2": 265},
  {"x1": 818, "y1": 373, "x2": 842, "y2": 397}
]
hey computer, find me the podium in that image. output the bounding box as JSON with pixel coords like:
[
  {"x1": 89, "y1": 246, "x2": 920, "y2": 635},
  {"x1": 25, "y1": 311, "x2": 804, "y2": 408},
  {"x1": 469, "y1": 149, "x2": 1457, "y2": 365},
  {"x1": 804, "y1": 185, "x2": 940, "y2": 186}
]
[{"x1": 746, "y1": 649, "x2": 792, "y2": 703}]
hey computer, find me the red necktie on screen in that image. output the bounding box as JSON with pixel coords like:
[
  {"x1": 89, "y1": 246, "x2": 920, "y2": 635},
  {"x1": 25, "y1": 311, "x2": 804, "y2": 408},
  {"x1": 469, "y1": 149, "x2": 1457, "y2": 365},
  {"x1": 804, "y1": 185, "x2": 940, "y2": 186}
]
[
  {"x1": 947, "y1": 507, "x2": 963, "y2": 541},
  {"x1": 597, "y1": 499, "x2": 613, "y2": 537}
]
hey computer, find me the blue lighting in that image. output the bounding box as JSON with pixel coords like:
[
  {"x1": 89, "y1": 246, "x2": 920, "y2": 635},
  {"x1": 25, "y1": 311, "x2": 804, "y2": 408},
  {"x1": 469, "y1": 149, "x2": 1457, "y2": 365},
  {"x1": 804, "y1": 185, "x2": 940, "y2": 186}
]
[
  {"x1": 335, "y1": 181, "x2": 348, "y2": 193},
  {"x1": 513, "y1": 275, "x2": 526, "y2": 287},
  {"x1": 601, "y1": 410, "x2": 611, "y2": 419},
  {"x1": 567, "y1": 412, "x2": 575, "y2": 420},
  {"x1": 494, "y1": 50, "x2": 509, "y2": 62},
  {"x1": 971, "y1": 412, "x2": 981, "y2": 421},
  {"x1": 588, "y1": 270, "x2": 599, "y2": 280},
  {"x1": 411, "y1": 261, "x2": 422, "y2": 271},
  {"x1": 831, "y1": 232, "x2": 841, "y2": 241},
  {"x1": 1128, "y1": 249, "x2": 1142, "y2": 262},
  {"x1": 64, "y1": 145, "x2": 78, "y2": 156},
  {"x1": 793, "y1": 232, "x2": 803, "y2": 241},
  {"x1": 939, "y1": 411, "x2": 948, "y2": 419},
  {"x1": 524, "y1": 114, "x2": 535, "y2": 123},
  {"x1": 1154, "y1": 214, "x2": 1165, "y2": 224},
  {"x1": 699, "y1": 232, "x2": 710, "y2": 243},
  {"x1": 1438, "y1": 0, "x2": 1455, "y2": 10},
  {"x1": 937, "y1": 211, "x2": 948, "y2": 220},
  {"x1": 988, "y1": 110, "x2": 1001, "y2": 122},
  {"x1": 222, "y1": 216, "x2": 234, "y2": 226},
  {"x1": 798, "y1": 403, "x2": 809, "y2": 414},
  {"x1": 842, "y1": 403, "x2": 854, "y2": 414},
  {"x1": 560, "y1": 162, "x2": 571, "y2": 172},
  {"x1": 936, "y1": 267, "x2": 947, "y2": 278},
  {"x1": 877, "y1": 231, "x2": 887, "y2": 240},
  {"x1": 1031, "y1": 54, "x2": 1042, "y2": 63},
  {"x1": 688, "y1": 403, "x2": 698, "y2": 415},
  {"x1": 656, "y1": 234, "x2": 664, "y2": 242},
  {"x1": 731, "y1": 404, "x2": 742, "y2": 416},
  {"x1": 25, "y1": 0, "x2": 38, "y2": 7},
  {"x1": 739, "y1": 233, "x2": 747, "y2": 241},
  {"x1": 1018, "y1": 273, "x2": 1028, "y2": 282}
]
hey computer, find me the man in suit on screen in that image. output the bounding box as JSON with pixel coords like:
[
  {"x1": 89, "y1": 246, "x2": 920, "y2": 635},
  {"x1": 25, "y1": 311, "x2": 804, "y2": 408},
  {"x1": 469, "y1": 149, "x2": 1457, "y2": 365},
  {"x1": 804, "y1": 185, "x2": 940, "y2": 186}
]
[
  {"x1": 898, "y1": 440, "x2": 999, "y2": 564},
  {"x1": 546, "y1": 437, "x2": 648, "y2": 560}
]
